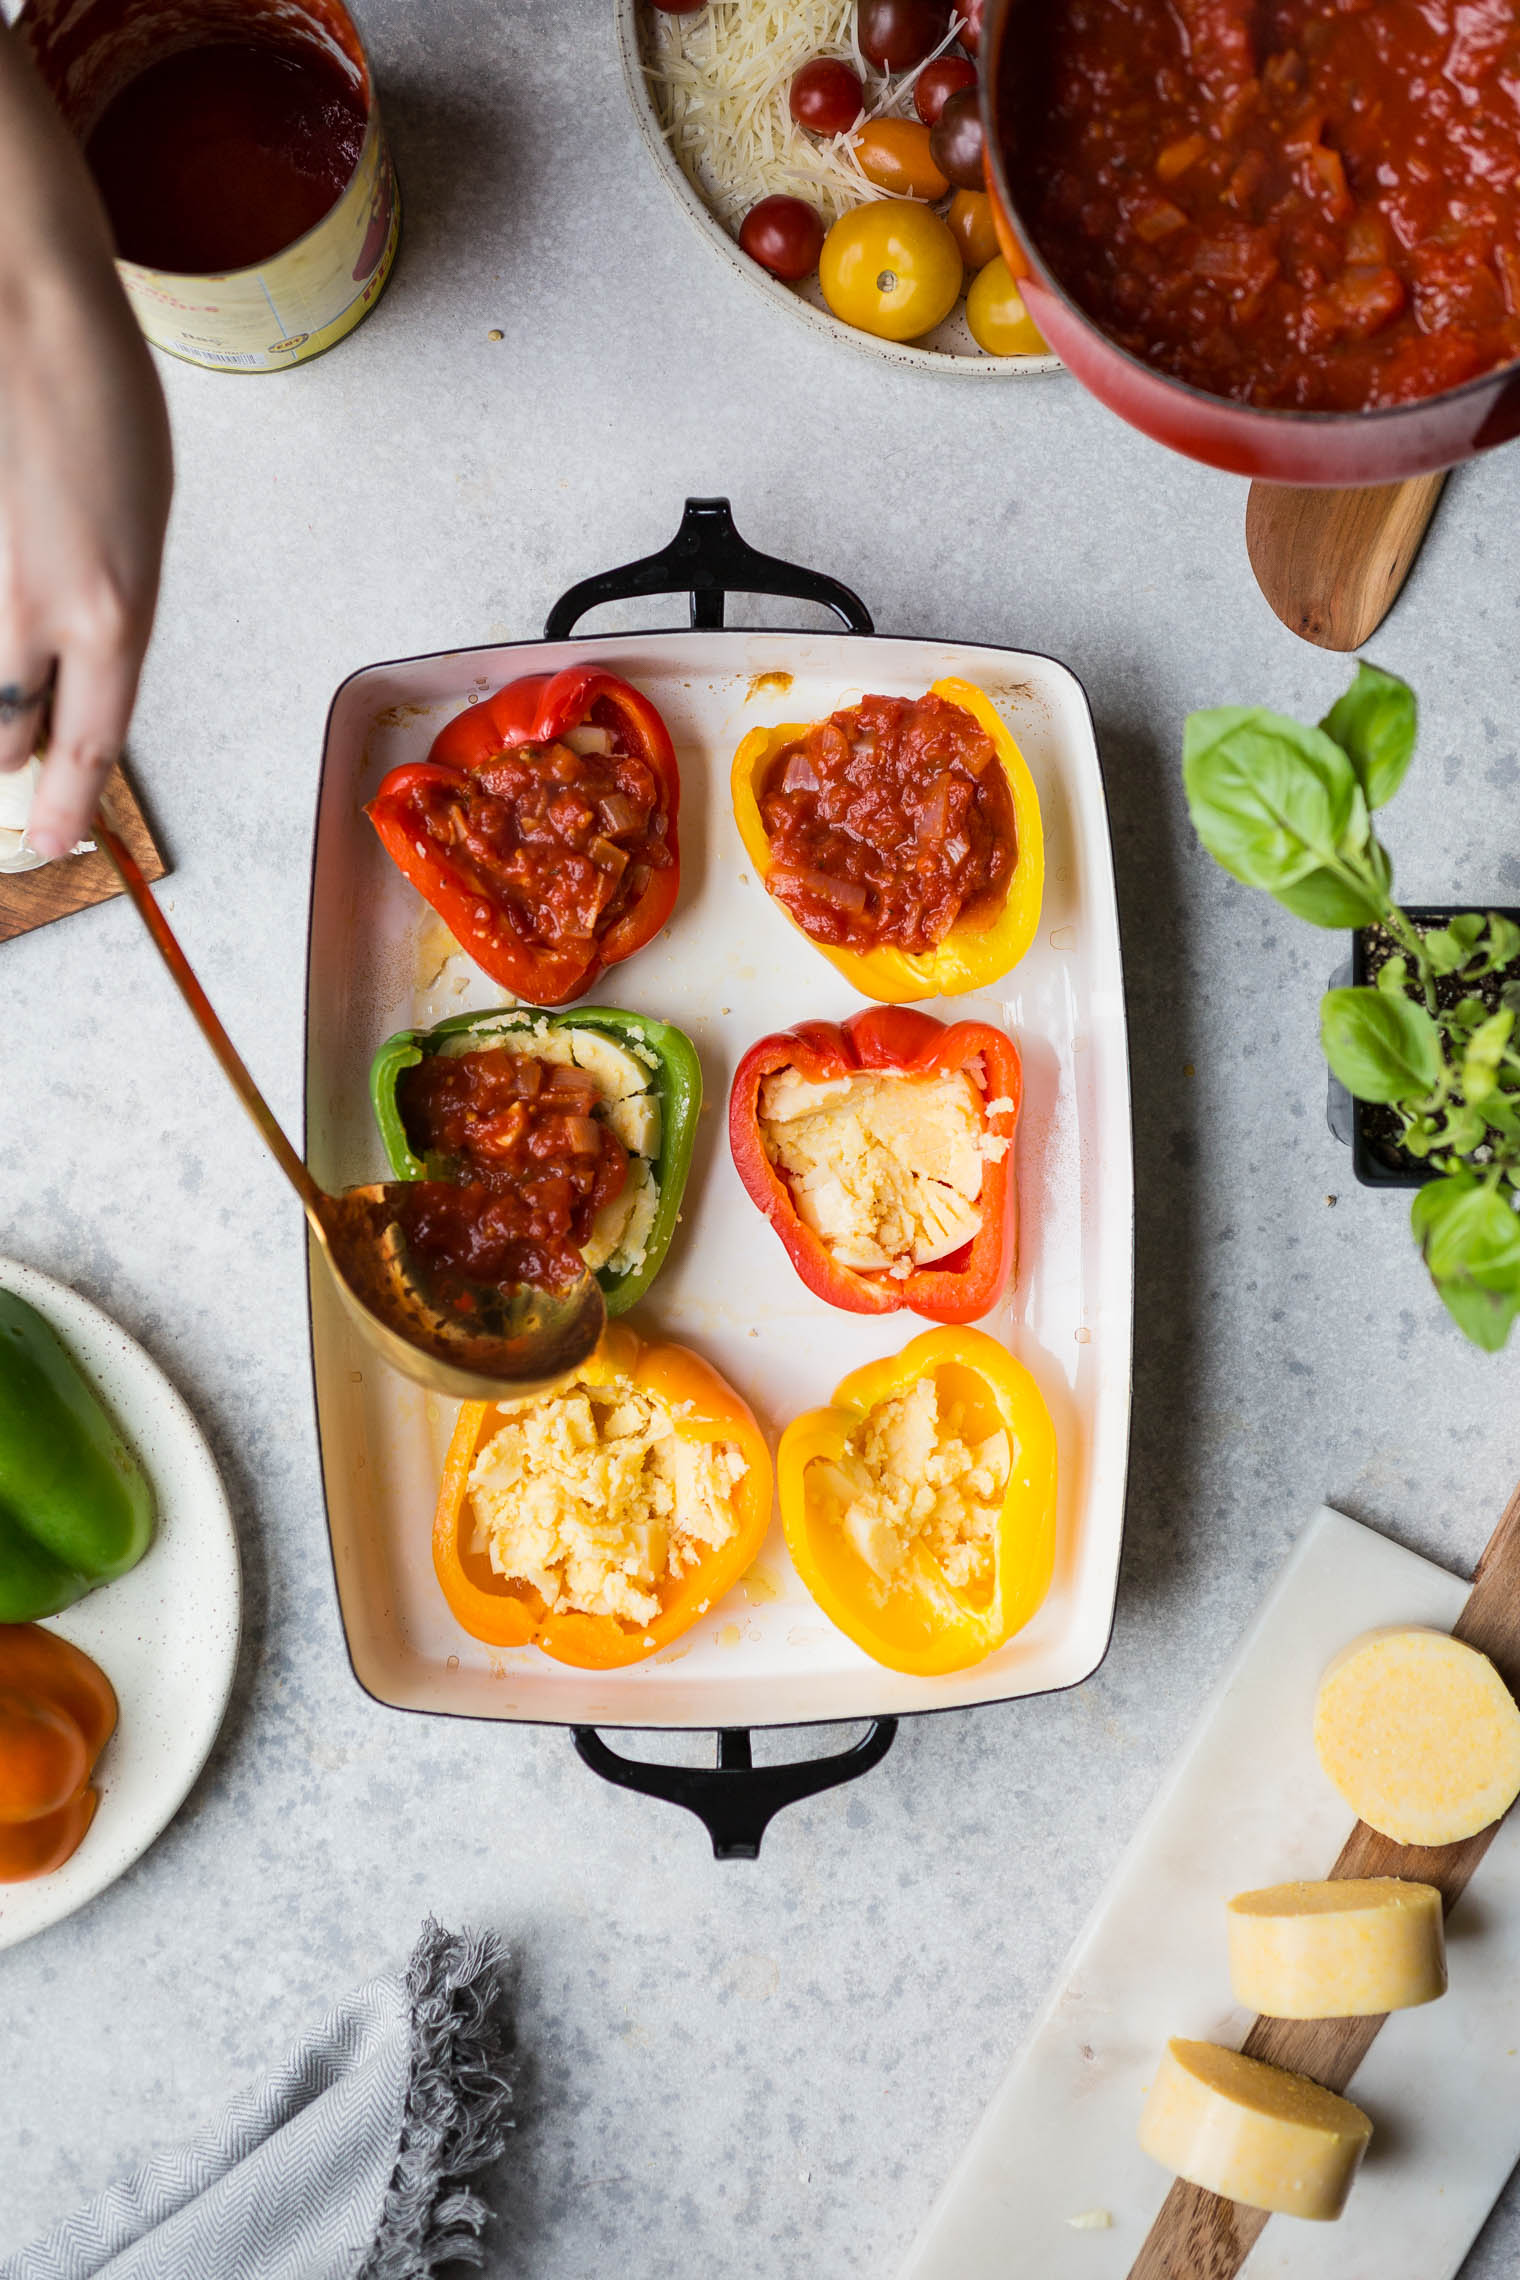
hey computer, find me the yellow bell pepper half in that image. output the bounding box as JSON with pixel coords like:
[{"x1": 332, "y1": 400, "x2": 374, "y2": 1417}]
[
  {"x1": 730, "y1": 676, "x2": 1045, "y2": 1003},
  {"x1": 777, "y1": 1327, "x2": 1058, "y2": 1676}
]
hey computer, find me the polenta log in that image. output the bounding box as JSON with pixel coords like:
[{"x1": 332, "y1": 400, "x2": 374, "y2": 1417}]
[
  {"x1": 1314, "y1": 1627, "x2": 1520, "y2": 1846},
  {"x1": 1227, "y1": 1878, "x2": 1445, "y2": 2017},
  {"x1": 1138, "y1": 2039, "x2": 1371, "y2": 2221}
]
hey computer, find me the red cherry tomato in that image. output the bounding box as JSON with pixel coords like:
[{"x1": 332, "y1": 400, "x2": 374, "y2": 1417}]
[
  {"x1": 790, "y1": 57, "x2": 865, "y2": 135},
  {"x1": 914, "y1": 54, "x2": 977, "y2": 125},
  {"x1": 858, "y1": 0, "x2": 951, "y2": 72},
  {"x1": 958, "y1": 0, "x2": 985, "y2": 54},
  {"x1": 739, "y1": 195, "x2": 826, "y2": 281},
  {"x1": 929, "y1": 85, "x2": 986, "y2": 191}
]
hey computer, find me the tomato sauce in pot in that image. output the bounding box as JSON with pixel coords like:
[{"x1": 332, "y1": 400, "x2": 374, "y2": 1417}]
[
  {"x1": 759, "y1": 693, "x2": 1016, "y2": 955},
  {"x1": 393, "y1": 1049, "x2": 627, "y2": 1293},
  {"x1": 1005, "y1": 0, "x2": 1520, "y2": 411},
  {"x1": 85, "y1": 41, "x2": 367, "y2": 274}
]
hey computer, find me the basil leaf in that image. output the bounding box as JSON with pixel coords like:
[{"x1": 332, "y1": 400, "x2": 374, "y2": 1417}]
[
  {"x1": 1435, "y1": 1102, "x2": 1487, "y2": 1155},
  {"x1": 1483, "y1": 915, "x2": 1520, "y2": 972},
  {"x1": 1423, "y1": 926, "x2": 1467, "y2": 976},
  {"x1": 1376, "y1": 954, "x2": 1409, "y2": 998},
  {"x1": 1183, "y1": 706, "x2": 1374, "y2": 910},
  {"x1": 1411, "y1": 1173, "x2": 1520, "y2": 1350},
  {"x1": 1274, "y1": 865, "x2": 1388, "y2": 928},
  {"x1": 1320, "y1": 663, "x2": 1417, "y2": 809},
  {"x1": 1320, "y1": 987, "x2": 1444, "y2": 1103},
  {"x1": 1462, "y1": 1009, "x2": 1514, "y2": 1103}
]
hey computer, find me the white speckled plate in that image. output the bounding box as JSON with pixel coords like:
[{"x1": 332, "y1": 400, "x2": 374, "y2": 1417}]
[
  {"x1": 617, "y1": 0, "x2": 1064, "y2": 379},
  {"x1": 0, "y1": 1259, "x2": 240, "y2": 1951}
]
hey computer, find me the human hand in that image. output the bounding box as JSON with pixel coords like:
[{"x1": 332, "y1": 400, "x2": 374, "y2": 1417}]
[{"x1": 0, "y1": 28, "x2": 172, "y2": 859}]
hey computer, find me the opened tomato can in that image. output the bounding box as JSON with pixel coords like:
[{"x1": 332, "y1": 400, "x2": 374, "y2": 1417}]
[{"x1": 17, "y1": 0, "x2": 399, "y2": 372}]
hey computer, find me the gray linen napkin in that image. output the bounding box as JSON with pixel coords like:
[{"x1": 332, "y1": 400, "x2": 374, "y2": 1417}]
[{"x1": 2, "y1": 1919, "x2": 513, "y2": 2280}]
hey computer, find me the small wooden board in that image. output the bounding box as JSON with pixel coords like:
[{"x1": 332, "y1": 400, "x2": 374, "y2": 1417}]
[{"x1": 0, "y1": 763, "x2": 166, "y2": 943}]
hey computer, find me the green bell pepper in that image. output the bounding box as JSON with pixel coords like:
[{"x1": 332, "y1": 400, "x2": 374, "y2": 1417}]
[
  {"x1": 369, "y1": 1003, "x2": 704, "y2": 1316},
  {"x1": 0, "y1": 1291, "x2": 156, "y2": 1621}
]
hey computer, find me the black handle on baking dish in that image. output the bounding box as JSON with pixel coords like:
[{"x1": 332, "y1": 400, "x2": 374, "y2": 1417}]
[
  {"x1": 543, "y1": 497, "x2": 874, "y2": 639},
  {"x1": 572, "y1": 1721, "x2": 898, "y2": 1860}
]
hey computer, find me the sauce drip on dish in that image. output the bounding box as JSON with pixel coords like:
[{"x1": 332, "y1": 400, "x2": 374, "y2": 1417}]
[
  {"x1": 86, "y1": 41, "x2": 367, "y2": 274},
  {"x1": 1005, "y1": 0, "x2": 1520, "y2": 411},
  {"x1": 392, "y1": 1049, "x2": 627, "y2": 1293},
  {"x1": 759, "y1": 693, "x2": 1015, "y2": 954}
]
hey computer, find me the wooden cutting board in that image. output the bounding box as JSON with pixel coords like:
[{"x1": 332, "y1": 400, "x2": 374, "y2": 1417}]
[
  {"x1": 0, "y1": 764, "x2": 166, "y2": 943},
  {"x1": 898, "y1": 1503, "x2": 1520, "y2": 2280}
]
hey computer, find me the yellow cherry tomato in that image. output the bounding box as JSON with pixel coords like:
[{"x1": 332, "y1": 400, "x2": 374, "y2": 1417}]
[
  {"x1": 966, "y1": 256, "x2": 1051, "y2": 356},
  {"x1": 820, "y1": 200, "x2": 964, "y2": 342},
  {"x1": 852, "y1": 119, "x2": 950, "y2": 202},
  {"x1": 947, "y1": 188, "x2": 1000, "y2": 271}
]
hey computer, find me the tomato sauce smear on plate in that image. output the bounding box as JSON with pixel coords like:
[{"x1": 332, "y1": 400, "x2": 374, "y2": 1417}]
[
  {"x1": 1007, "y1": 0, "x2": 1520, "y2": 411},
  {"x1": 391, "y1": 1050, "x2": 627, "y2": 1293},
  {"x1": 759, "y1": 692, "x2": 1016, "y2": 953}
]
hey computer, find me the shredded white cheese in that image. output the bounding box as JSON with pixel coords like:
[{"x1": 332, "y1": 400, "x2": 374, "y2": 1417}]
[
  {"x1": 467, "y1": 1375, "x2": 748, "y2": 1626},
  {"x1": 645, "y1": 0, "x2": 963, "y2": 234},
  {"x1": 813, "y1": 1374, "x2": 1010, "y2": 1595}
]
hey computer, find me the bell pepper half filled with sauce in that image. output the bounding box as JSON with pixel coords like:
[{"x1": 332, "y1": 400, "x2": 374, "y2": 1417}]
[
  {"x1": 0, "y1": 1293, "x2": 156, "y2": 1624},
  {"x1": 432, "y1": 1321, "x2": 772, "y2": 1668},
  {"x1": 370, "y1": 1005, "x2": 702, "y2": 1317},
  {"x1": 0, "y1": 1623, "x2": 118, "y2": 1880},
  {"x1": 367, "y1": 666, "x2": 681, "y2": 1007},
  {"x1": 730, "y1": 1006, "x2": 1020, "y2": 1324},
  {"x1": 731, "y1": 676, "x2": 1043, "y2": 1002},
  {"x1": 779, "y1": 1328, "x2": 1057, "y2": 1676}
]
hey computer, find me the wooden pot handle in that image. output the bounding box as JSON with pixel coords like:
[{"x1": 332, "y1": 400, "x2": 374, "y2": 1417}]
[{"x1": 1245, "y1": 472, "x2": 1447, "y2": 650}]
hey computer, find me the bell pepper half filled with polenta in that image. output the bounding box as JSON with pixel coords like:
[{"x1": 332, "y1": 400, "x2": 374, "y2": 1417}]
[
  {"x1": 778, "y1": 1328, "x2": 1057, "y2": 1675},
  {"x1": 730, "y1": 677, "x2": 1043, "y2": 1002},
  {"x1": 432, "y1": 1321, "x2": 772, "y2": 1668},
  {"x1": 729, "y1": 1006, "x2": 1019, "y2": 1323},
  {"x1": 370, "y1": 1005, "x2": 702, "y2": 1315}
]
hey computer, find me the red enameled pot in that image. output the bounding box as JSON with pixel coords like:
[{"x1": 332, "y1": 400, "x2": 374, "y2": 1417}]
[{"x1": 980, "y1": 0, "x2": 1520, "y2": 487}]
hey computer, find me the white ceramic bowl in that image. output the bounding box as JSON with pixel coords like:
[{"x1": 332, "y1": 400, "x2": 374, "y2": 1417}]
[
  {"x1": 0, "y1": 1259, "x2": 240, "y2": 1950},
  {"x1": 616, "y1": 0, "x2": 1064, "y2": 379}
]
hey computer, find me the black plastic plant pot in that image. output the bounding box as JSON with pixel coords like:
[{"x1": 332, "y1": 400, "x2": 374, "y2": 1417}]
[{"x1": 1327, "y1": 904, "x2": 1520, "y2": 1190}]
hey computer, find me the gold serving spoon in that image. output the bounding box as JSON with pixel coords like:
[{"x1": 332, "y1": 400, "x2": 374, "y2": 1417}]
[{"x1": 95, "y1": 812, "x2": 605, "y2": 1399}]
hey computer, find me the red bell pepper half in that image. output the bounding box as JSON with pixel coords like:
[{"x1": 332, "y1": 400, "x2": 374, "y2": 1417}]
[
  {"x1": 366, "y1": 666, "x2": 681, "y2": 1006},
  {"x1": 728, "y1": 1004, "x2": 1021, "y2": 1323}
]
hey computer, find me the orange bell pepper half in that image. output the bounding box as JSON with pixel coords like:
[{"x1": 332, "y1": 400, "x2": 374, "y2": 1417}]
[
  {"x1": 433, "y1": 1321, "x2": 772, "y2": 1669},
  {"x1": 730, "y1": 676, "x2": 1043, "y2": 1003},
  {"x1": 777, "y1": 1327, "x2": 1057, "y2": 1675},
  {"x1": 0, "y1": 1622, "x2": 117, "y2": 1881},
  {"x1": 729, "y1": 1004, "x2": 1021, "y2": 1323},
  {"x1": 367, "y1": 666, "x2": 681, "y2": 1006}
]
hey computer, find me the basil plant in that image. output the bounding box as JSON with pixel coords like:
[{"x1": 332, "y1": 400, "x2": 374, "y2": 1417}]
[{"x1": 1184, "y1": 664, "x2": 1520, "y2": 1353}]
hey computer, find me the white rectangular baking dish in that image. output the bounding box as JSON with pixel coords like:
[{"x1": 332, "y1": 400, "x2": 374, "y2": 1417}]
[{"x1": 304, "y1": 501, "x2": 1133, "y2": 1848}]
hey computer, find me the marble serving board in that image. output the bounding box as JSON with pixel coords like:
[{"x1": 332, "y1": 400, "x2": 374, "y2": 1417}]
[{"x1": 900, "y1": 1505, "x2": 1520, "y2": 2280}]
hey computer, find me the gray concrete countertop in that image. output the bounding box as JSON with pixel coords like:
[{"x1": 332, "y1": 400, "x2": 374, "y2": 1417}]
[{"x1": 4, "y1": 3, "x2": 1520, "y2": 2272}]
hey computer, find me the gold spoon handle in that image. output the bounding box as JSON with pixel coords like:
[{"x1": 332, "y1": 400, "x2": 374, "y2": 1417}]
[{"x1": 95, "y1": 810, "x2": 326, "y2": 1220}]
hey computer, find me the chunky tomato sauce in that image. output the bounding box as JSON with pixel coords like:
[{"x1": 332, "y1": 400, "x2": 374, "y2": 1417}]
[
  {"x1": 1006, "y1": 0, "x2": 1520, "y2": 411},
  {"x1": 86, "y1": 43, "x2": 366, "y2": 274},
  {"x1": 759, "y1": 694, "x2": 1015, "y2": 955},
  {"x1": 422, "y1": 703, "x2": 672, "y2": 954},
  {"x1": 393, "y1": 1049, "x2": 625, "y2": 1291}
]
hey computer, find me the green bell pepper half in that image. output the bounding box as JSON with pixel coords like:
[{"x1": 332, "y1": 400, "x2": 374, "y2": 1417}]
[
  {"x1": 368, "y1": 1003, "x2": 703, "y2": 1316},
  {"x1": 0, "y1": 1290, "x2": 156, "y2": 1621}
]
